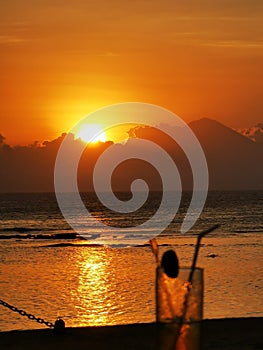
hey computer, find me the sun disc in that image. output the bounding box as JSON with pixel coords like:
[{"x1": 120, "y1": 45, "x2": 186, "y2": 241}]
[{"x1": 76, "y1": 124, "x2": 106, "y2": 143}]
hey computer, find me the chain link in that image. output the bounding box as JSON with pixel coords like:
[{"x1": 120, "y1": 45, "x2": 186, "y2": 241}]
[{"x1": 0, "y1": 299, "x2": 55, "y2": 328}]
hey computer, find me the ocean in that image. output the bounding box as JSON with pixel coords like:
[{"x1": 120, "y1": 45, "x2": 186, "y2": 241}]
[{"x1": 0, "y1": 191, "x2": 262, "y2": 331}]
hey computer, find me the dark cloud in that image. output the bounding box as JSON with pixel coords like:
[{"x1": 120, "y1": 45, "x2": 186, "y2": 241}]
[{"x1": 0, "y1": 118, "x2": 263, "y2": 192}]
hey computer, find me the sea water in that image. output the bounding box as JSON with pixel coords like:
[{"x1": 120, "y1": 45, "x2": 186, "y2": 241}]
[{"x1": 0, "y1": 191, "x2": 262, "y2": 331}]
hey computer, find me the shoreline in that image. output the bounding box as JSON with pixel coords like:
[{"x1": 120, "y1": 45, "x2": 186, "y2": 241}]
[{"x1": 0, "y1": 317, "x2": 262, "y2": 350}]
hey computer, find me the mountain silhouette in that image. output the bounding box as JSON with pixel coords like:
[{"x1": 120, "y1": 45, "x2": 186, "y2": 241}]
[
  {"x1": 0, "y1": 118, "x2": 262, "y2": 192},
  {"x1": 188, "y1": 118, "x2": 262, "y2": 190}
]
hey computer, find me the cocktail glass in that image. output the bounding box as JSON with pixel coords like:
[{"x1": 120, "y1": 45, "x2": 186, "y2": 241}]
[{"x1": 156, "y1": 267, "x2": 203, "y2": 350}]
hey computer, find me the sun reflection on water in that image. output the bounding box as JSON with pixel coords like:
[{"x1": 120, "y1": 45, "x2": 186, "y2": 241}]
[
  {"x1": 66, "y1": 246, "x2": 156, "y2": 327},
  {"x1": 73, "y1": 248, "x2": 113, "y2": 326}
]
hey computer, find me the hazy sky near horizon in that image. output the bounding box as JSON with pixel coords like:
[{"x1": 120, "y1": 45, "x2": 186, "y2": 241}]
[{"x1": 1, "y1": 0, "x2": 263, "y2": 145}]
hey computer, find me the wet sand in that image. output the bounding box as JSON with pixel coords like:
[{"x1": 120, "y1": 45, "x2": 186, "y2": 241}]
[{"x1": 0, "y1": 318, "x2": 262, "y2": 350}]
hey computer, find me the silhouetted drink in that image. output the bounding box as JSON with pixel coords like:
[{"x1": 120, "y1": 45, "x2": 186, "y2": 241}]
[{"x1": 157, "y1": 267, "x2": 203, "y2": 350}]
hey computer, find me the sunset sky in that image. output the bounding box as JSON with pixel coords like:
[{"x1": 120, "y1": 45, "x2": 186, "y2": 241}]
[{"x1": 1, "y1": 0, "x2": 263, "y2": 145}]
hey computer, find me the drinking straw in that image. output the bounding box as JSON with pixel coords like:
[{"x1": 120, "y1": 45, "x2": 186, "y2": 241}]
[
  {"x1": 188, "y1": 224, "x2": 220, "y2": 283},
  {"x1": 150, "y1": 238, "x2": 160, "y2": 266},
  {"x1": 171, "y1": 224, "x2": 220, "y2": 350}
]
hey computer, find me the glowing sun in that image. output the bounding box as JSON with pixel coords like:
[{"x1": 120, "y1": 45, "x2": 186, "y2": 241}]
[{"x1": 76, "y1": 124, "x2": 107, "y2": 143}]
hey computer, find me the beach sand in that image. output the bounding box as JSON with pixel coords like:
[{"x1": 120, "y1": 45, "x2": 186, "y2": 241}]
[{"x1": 0, "y1": 318, "x2": 262, "y2": 350}]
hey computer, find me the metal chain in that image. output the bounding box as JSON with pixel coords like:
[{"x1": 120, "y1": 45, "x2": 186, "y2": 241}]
[{"x1": 0, "y1": 299, "x2": 55, "y2": 328}]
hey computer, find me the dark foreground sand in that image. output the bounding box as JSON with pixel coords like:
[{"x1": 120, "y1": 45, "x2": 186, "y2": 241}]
[{"x1": 0, "y1": 318, "x2": 262, "y2": 350}]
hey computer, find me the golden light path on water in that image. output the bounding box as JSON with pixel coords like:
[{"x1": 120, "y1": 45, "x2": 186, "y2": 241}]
[
  {"x1": 72, "y1": 246, "x2": 155, "y2": 327},
  {"x1": 75, "y1": 249, "x2": 112, "y2": 326}
]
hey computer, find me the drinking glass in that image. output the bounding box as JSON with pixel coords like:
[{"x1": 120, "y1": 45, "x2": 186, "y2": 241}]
[{"x1": 156, "y1": 267, "x2": 203, "y2": 350}]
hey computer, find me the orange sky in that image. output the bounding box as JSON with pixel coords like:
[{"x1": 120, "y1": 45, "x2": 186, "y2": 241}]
[{"x1": 1, "y1": 0, "x2": 263, "y2": 145}]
